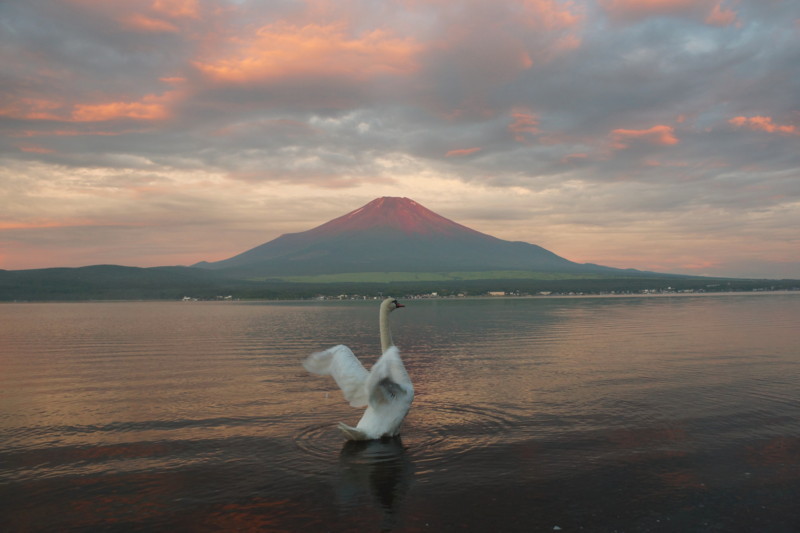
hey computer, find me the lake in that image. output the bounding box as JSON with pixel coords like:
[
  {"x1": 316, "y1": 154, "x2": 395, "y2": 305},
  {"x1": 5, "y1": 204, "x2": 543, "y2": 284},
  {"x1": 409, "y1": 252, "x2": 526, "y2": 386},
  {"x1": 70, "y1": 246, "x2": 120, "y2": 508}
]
[{"x1": 1, "y1": 294, "x2": 799, "y2": 532}]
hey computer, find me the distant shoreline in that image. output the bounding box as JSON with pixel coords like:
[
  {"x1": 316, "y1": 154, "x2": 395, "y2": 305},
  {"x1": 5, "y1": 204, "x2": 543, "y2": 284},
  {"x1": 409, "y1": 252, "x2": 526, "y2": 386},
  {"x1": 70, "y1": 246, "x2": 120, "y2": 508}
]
[{"x1": 3, "y1": 289, "x2": 798, "y2": 305}]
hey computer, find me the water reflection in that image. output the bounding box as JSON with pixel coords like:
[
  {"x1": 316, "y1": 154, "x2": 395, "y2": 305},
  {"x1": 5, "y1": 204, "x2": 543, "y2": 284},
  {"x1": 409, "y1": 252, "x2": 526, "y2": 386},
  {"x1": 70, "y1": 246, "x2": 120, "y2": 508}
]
[
  {"x1": 2, "y1": 297, "x2": 800, "y2": 532},
  {"x1": 336, "y1": 437, "x2": 414, "y2": 530}
]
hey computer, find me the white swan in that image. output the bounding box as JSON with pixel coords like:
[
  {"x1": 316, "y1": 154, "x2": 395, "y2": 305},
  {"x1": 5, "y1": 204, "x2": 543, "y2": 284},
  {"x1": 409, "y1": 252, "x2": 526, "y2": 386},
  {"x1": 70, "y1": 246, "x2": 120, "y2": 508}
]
[{"x1": 303, "y1": 297, "x2": 414, "y2": 440}]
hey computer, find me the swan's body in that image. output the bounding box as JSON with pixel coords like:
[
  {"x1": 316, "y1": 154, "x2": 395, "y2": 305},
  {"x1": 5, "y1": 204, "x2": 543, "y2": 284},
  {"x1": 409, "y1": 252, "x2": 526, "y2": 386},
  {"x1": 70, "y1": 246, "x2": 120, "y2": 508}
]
[{"x1": 304, "y1": 298, "x2": 414, "y2": 440}]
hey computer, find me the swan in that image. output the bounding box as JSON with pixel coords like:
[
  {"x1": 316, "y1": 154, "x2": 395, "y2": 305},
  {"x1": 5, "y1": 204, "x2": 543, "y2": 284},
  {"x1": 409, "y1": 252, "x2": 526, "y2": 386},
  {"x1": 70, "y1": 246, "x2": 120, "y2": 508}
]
[{"x1": 303, "y1": 297, "x2": 414, "y2": 441}]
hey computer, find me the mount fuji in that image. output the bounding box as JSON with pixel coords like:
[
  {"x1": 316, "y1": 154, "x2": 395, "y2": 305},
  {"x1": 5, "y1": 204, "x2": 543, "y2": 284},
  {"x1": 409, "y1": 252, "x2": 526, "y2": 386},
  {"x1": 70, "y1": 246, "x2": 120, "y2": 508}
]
[{"x1": 195, "y1": 197, "x2": 630, "y2": 278}]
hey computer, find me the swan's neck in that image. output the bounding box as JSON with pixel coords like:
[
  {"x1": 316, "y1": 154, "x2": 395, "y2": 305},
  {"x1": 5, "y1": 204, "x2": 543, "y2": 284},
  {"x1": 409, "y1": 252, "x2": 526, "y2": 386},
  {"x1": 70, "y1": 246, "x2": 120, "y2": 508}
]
[{"x1": 379, "y1": 305, "x2": 393, "y2": 354}]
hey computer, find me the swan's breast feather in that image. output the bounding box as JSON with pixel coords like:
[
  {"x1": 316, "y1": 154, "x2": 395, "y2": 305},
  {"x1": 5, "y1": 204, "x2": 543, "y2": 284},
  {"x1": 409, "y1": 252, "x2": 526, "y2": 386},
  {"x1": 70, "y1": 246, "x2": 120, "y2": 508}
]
[{"x1": 371, "y1": 377, "x2": 408, "y2": 405}]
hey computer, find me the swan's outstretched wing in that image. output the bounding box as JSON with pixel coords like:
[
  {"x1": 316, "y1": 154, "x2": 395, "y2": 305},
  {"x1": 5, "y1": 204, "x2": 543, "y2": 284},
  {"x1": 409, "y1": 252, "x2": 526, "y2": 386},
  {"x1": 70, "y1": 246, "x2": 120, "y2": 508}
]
[
  {"x1": 303, "y1": 345, "x2": 369, "y2": 407},
  {"x1": 366, "y1": 346, "x2": 413, "y2": 406}
]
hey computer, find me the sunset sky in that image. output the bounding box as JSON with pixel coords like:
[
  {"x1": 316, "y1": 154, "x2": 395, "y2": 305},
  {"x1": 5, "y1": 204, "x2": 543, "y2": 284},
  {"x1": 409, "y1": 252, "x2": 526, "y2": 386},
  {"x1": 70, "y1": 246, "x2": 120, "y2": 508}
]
[{"x1": 1, "y1": 0, "x2": 798, "y2": 278}]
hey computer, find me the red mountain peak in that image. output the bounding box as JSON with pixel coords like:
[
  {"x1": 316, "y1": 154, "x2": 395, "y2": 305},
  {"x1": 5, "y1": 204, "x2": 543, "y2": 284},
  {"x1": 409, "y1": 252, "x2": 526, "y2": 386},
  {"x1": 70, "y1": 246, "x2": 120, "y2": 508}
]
[{"x1": 310, "y1": 197, "x2": 486, "y2": 238}]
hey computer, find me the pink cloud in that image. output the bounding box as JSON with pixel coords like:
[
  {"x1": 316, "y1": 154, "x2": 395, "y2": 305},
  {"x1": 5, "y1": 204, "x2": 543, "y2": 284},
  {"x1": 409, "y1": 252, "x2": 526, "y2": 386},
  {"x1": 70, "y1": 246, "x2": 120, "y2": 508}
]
[
  {"x1": 561, "y1": 153, "x2": 589, "y2": 164},
  {"x1": 151, "y1": 0, "x2": 198, "y2": 19},
  {"x1": 97, "y1": 0, "x2": 585, "y2": 120},
  {"x1": 64, "y1": 0, "x2": 200, "y2": 33},
  {"x1": 120, "y1": 13, "x2": 179, "y2": 33},
  {"x1": 611, "y1": 125, "x2": 679, "y2": 149},
  {"x1": 601, "y1": 0, "x2": 738, "y2": 26},
  {"x1": 705, "y1": 2, "x2": 737, "y2": 26},
  {"x1": 72, "y1": 100, "x2": 168, "y2": 122},
  {"x1": 393, "y1": 0, "x2": 583, "y2": 117},
  {"x1": 508, "y1": 108, "x2": 540, "y2": 143},
  {"x1": 12, "y1": 129, "x2": 128, "y2": 137},
  {"x1": 193, "y1": 23, "x2": 421, "y2": 84},
  {"x1": 401, "y1": 0, "x2": 582, "y2": 30},
  {"x1": 445, "y1": 147, "x2": 482, "y2": 157},
  {"x1": 729, "y1": 116, "x2": 798, "y2": 135},
  {"x1": 0, "y1": 98, "x2": 64, "y2": 121},
  {"x1": 70, "y1": 90, "x2": 183, "y2": 122},
  {"x1": 159, "y1": 76, "x2": 186, "y2": 84},
  {"x1": 15, "y1": 144, "x2": 55, "y2": 154},
  {"x1": 520, "y1": 0, "x2": 583, "y2": 31}
]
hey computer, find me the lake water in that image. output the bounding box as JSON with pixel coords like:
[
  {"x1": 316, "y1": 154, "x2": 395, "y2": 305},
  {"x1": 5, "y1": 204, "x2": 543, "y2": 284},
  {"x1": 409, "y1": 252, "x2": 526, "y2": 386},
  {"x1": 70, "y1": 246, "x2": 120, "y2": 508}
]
[{"x1": 1, "y1": 294, "x2": 799, "y2": 532}]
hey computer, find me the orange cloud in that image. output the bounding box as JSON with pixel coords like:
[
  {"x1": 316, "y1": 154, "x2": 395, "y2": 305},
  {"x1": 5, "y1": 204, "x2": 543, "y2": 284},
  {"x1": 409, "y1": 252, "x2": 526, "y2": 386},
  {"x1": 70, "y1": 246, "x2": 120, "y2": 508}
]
[
  {"x1": 601, "y1": 0, "x2": 738, "y2": 26},
  {"x1": 729, "y1": 116, "x2": 798, "y2": 135},
  {"x1": 194, "y1": 23, "x2": 421, "y2": 84},
  {"x1": 72, "y1": 101, "x2": 167, "y2": 122},
  {"x1": 402, "y1": 0, "x2": 582, "y2": 30},
  {"x1": 121, "y1": 13, "x2": 179, "y2": 33},
  {"x1": 71, "y1": 91, "x2": 180, "y2": 122},
  {"x1": 12, "y1": 129, "x2": 127, "y2": 137},
  {"x1": 151, "y1": 0, "x2": 198, "y2": 19},
  {"x1": 611, "y1": 125, "x2": 679, "y2": 149},
  {"x1": 119, "y1": 0, "x2": 199, "y2": 32},
  {"x1": 2, "y1": 84, "x2": 182, "y2": 125},
  {"x1": 159, "y1": 76, "x2": 186, "y2": 84},
  {"x1": 508, "y1": 109, "x2": 540, "y2": 143},
  {"x1": 63, "y1": 0, "x2": 198, "y2": 35},
  {"x1": 432, "y1": 0, "x2": 583, "y2": 82},
  {"x1": 445, "y1": 147, "x2": 482, "y2": 157},
  {"x1": 521, "y1": 0, "x2": 583, "y2": 30},
  {"x1": 705, "y1": 2, "x2": 737, "y2": 26},
  {"x1": 15, "y1": 144, "x2": 55, "y2": 154},
  {"x1": 0, "y1": 98, "x2": 63, "y2": 120}
]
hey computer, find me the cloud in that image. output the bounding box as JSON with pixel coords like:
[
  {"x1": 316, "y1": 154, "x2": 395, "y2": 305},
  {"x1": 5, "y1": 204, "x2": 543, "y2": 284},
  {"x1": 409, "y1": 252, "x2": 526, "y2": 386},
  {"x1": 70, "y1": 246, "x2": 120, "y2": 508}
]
[
  {"x1": 729, "y1": 116, "x2": 798, "y2": 135},
  {"x1": 1, "y1": 98, "x2": 64, "y2": 121},
  {"x1": 600, "y1": 0, "x2": 738, "y2": 26},
  {"x1": 705, "y1": 2, "x2": 738, "y2": 26},
  {"x1": 151, "y1": 0, "x2": 198, "y2": 19},
  {"x1": 1, "y1": 0, "x2": 799, "y2": 277},
  {"x1": 508, "y1": 109, "x2": 540, "y2": 143},
  {"x1": 14, "y1": 145, "x2": 56, "y2": 154},
  {"x1": 66, "y1": 0, "x2": 199, "y2": 30},
  {"x1": 193, "y1": 23, "x2": 421, "y2": 84},
  {"x1": 71, "y1": 94, "x2": 174, "y2": 122},
  {"x1": 2, "y1": 92, "x2": 181, "y2": 124},
  {"x1": 120, "y1": 13, "x2": 180, "y2": 33},
  {"x1": 445, "y1": 147, "x2": 482, "y2": 157},
  {"x1": 610, "y1": 125, "x2": 680, "y2": 149},
  {"x1": 414, "y1": 0, "x2": 584, "y2": 115}
]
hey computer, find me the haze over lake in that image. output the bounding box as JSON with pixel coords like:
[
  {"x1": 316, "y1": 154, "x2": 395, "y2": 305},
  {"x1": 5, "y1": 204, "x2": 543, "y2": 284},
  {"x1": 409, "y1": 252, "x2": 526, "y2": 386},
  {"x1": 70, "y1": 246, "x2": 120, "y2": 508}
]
[{"x1": 2, "y1": 294, "x2": 799, "y2": 531}]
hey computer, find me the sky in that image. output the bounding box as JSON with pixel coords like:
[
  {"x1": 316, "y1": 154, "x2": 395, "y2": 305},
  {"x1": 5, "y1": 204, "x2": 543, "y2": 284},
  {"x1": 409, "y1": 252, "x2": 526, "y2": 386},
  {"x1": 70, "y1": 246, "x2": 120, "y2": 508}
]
[{"x1": 1, "y1": 0, "x2": 799, "y2": 278}]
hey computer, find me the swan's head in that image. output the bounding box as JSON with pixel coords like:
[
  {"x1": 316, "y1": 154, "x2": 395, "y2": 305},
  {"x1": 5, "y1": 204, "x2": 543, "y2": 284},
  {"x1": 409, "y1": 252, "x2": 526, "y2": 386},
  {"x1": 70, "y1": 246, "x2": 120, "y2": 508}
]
[{"x1": 382, "y1": 297, "x2": 405, "y2": 312}]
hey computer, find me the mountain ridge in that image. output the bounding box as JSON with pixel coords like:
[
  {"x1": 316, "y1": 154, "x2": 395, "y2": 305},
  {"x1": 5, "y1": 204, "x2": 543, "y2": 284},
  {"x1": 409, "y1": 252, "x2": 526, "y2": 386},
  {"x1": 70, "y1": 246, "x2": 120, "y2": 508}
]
[
  {"x1": 195, "y1": 197, "x2": 632, "y2": 277},
  {"x1": 5, "y1": 263, "x2": 787, "y2": 302}
]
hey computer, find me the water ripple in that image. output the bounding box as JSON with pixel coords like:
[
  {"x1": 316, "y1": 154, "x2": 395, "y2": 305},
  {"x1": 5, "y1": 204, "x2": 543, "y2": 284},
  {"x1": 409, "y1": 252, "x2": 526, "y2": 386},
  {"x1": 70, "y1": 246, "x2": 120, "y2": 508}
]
[{"x1": 292, "y1": 398, "x2": 529, "y2": 480}]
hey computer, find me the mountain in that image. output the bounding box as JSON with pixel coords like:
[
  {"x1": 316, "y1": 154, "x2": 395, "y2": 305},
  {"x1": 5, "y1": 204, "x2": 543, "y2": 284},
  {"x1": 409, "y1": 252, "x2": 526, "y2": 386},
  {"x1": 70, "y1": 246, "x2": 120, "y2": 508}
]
[
  {"x1": 5, "y1": 198, "x2": 788, "y2": 301},
  {"x1": 195, "y1": 197, "x2": 629, "y2": 277}
]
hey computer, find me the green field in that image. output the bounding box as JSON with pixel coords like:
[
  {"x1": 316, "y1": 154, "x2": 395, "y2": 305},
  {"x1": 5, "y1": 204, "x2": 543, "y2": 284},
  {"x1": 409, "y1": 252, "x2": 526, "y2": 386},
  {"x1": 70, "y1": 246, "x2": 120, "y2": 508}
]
[
  {"x1": 263, "y1": 271, "x2": 619, "y2": 283},
  {"x1": 3, "y1": 265, "x2": 795, "y2": 301}
]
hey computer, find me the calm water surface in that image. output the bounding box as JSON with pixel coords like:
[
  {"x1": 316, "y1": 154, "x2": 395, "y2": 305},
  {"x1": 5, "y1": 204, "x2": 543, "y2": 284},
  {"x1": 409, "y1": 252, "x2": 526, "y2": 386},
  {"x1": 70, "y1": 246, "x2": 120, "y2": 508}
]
[{"x1": 1, "y1": 295, "x2": 799, "y2": 532}]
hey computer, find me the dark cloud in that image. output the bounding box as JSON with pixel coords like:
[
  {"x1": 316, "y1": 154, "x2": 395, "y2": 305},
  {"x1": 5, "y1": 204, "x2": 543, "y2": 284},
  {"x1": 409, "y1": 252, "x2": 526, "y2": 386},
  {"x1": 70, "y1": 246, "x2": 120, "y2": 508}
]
[{"x1": 1, "y1": 0, "x2": 798, "y2": 276}]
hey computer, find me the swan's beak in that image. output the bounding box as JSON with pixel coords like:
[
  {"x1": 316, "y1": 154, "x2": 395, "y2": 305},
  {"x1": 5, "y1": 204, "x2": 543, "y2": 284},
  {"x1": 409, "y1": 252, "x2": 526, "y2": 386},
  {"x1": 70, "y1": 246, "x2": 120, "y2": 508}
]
[{"x1": 395, "y1": 303, "x2": 405, "y2": 308}]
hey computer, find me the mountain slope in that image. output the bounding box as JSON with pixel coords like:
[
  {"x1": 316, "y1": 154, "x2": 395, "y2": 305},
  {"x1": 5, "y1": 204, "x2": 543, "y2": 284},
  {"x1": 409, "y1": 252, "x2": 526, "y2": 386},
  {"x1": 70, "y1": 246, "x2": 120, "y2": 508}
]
[
  {"x1": 0, "y1": 265, "x2": 238, "y2": 300},
  {"x1": 196, "y1": 197, "x2": 628, "y2": 277}
]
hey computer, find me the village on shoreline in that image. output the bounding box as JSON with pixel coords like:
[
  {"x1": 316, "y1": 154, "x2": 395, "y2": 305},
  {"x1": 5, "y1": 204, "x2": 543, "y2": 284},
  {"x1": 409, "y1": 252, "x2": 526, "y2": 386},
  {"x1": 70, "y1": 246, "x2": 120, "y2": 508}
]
[{"x1": 181, "y1": 284, "x2": 800, "y2": 303}]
